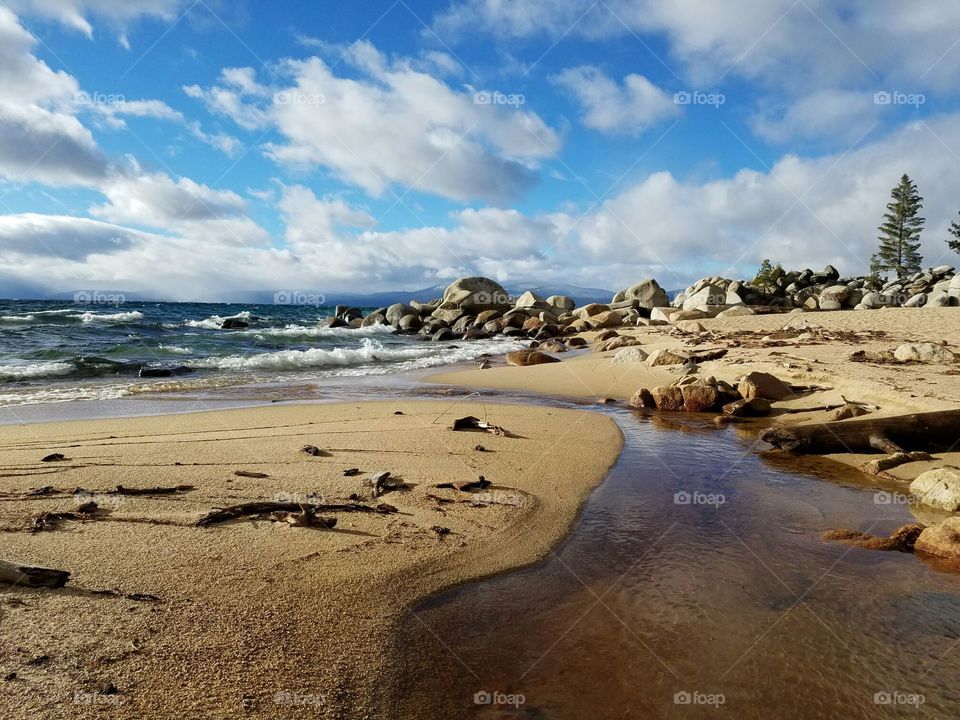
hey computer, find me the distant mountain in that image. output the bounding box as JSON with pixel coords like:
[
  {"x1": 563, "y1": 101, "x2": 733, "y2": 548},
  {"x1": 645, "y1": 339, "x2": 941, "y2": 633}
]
[
  {"x1": 214, "y1": 282, "x2": 613, "y2": 308},
  {"x1": 24, "y1": 281, "x2": 614, "y2": 307}
]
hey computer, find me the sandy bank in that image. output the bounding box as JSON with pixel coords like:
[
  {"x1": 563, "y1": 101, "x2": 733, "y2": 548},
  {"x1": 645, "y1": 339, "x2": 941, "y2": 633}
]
[
  {"x1": 0, "y1": 401, "x2": 621, "y2": 719},
  {"x1": 430, "y1": 307, "x2": 960, "y2": 482}
]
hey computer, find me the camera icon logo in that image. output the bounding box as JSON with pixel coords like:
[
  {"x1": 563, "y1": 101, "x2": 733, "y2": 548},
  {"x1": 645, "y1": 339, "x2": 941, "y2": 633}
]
[
  {"x1": 474, "y1": 691, "x2": 492, "y2": 705},
  {"x1": 674, "y1": 91, "x2": 691, "y2": 105},
  {"x1": 674, "y1": 691, "x2": 691, "y2": 704},
  {"x1": 474, "y1": 91, "x2": 492, "y2": 105},
  {"x1": 674, "y1": 491, "x2": 691, "y2": 505},
  {"x1": 874, "y1": 91, "x2": 892, "y2": 105}
]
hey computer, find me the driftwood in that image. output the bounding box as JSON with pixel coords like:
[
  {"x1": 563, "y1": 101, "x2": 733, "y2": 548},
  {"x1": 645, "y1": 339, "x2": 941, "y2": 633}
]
[
  {"x1": 113, "y1": 485, "x2": 194, "y2": 496},
  {"x1": 368, "y1": 471, "x2": 408, "y2": 497},
  {"x1": 196, "y1": 501, "x2": 398, "y2": 527},
  {"x1": 760, "y1": 409, "x2": 960, "y2": 454},
  {"x1": 0, "y1": 559, "x2": 70, "y2": 588},
  {"x1": 434, "y1": 476, "x2": 492, "y2": 492},
  {"x1": 234, "y1": 471, "x2": 269, "y2": 479}
]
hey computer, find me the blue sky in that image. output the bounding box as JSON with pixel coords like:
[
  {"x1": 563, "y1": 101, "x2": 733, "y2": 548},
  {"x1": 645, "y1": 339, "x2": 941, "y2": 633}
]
[{"x1": 1, "y1": 0, "x2": 959, "y2": 300}]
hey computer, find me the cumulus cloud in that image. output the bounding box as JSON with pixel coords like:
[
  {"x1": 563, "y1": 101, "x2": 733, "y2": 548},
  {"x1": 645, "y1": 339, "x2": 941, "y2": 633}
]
[
  {"x1": 186, "y1": 42, "x2": 563, "y2": 203},
  {"x1": 92, "y1": 166, "x2": 272, "y2": 247},
  {"x1": 551, "y1": 65, "x2": 679, "y2": 134}
]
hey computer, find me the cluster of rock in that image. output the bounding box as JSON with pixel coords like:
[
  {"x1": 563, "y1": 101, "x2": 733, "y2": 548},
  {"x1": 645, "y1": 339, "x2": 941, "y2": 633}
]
[
  {"x1": 319, "y1": 277, "x2": 677, "y2": 341},
  {"x1": 629, "y1": 371, "x2": 793, "y2": 416},
  {"x1": 676, "y1": 264, "x2": 960, "y2": 312}
]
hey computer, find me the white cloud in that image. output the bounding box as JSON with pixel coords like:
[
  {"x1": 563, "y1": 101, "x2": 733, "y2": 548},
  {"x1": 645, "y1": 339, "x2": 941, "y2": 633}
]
[
  {"x1": 186, "y1": 43, "x2": 563, "y2": 203},
  {"x1": 7, "y1": 0, "x2": 189, "y2": 37},
  {"x1": 551, "y1": 65, "x2": 679, "y2": 134},
  {"x1": 750, "y1": 89, "x2": 882, "y2": 145},
  {"x1": 92, "y1": 166, "x2": 271, "y2": 247}
]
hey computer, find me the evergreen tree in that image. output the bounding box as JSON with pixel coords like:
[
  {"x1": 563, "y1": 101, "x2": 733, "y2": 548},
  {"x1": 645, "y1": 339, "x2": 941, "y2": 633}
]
[
  {"x1": 753, "y1": 258, "x2": 784, "y2": 290},
  {"x1": 871, "y1": 174, "x2": 924, "y2": 279},
  {"x1": 948, "y1": 212, "x2": 960, "y2": 256}
]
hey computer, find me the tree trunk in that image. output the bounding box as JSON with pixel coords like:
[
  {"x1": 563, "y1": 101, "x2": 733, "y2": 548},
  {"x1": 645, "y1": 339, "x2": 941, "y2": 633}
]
[{"x1": 760, "y1": 409, "x2": 960, "y2": 454}]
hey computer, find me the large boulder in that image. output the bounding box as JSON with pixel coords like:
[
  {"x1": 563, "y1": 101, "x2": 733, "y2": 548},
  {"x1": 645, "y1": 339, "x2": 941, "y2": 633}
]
[
  {"x1": 547, "y1": 295, "x2": 576, "y2": 313},
  {"x1": 950, "y1": 275, "x2": 960, "y2": 302},
  {"x1": 716, "y1": 306, "x2": 755, "y2": 319},
  {"x1": 386, "y1": 303, "x2": 416, "y2": 325},
  {"x1": 737, "y1": 371, "x2": 794, "y2": 401},
  {"x1": 915, "y1": 517, "x2": 960, "y2": 559},
  {"x1": 573, "y1": 303, "x2": 611, "y2": 320},
  {"x1": 682, "y1": 284, "x2": 727, "y2": 311},
  {"x1": 910, "y1": 467, "x2": 960, "y2": 511},
  {"x1": 442, "y1": 277, "x2": 510, "y2": 310},
  {"x1": 614, "y1": 279, "x2": 670, "y2": 309},
  {"x1": 588, "y1": 310, "x2": 627, "y2": 329}
]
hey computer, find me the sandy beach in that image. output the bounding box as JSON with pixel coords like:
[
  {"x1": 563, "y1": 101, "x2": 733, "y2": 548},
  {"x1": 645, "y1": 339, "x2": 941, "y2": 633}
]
[
  {"x1": 431, "y1": 306, "x2": 960, "y2": 481},
  {"x1": 0, "y1": 401, "x2": 621, "y2": 719}
]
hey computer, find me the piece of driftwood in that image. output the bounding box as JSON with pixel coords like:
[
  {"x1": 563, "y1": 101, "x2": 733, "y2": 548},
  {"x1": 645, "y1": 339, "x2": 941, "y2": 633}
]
[
  {"x1": 234, "y1": 471, "x2": 269, "y2": 479},
  {"x1": 435, "y1": 476, "x2": 492, "y2": 492},
  {"x1": 114, "y1": 485, "x2": 194, "y2": 496},
  {"x1": 40, "y1": 454, "x2": 66, "y2": 463},
  {"x1": 196, "y1": 501, "x2": 397, "y2": 527},
  {"x1": 30, "y1": 511, "x2": 83, "y2": 532},
  {"x1": 760, "y1": 409, "x2": 960, "y2": 454},
  {"x1": 0, "y1": 559, "x2": 70, "y2": 588},
  {"x1": 273, "y1": 505, "x2": 338, "y2": 528},
  {"x1": 301, "y1": 445, "x2": 331, "y2": 457},
  {"x1": 368, "y1": 471, "x2": 408, "y2": 497},
  {"x1": 452, "y1": 416, "x2": 505, "y2": 435},
  {"x1": 861, "y1": 451, "x2": 933, "y2": 475}
]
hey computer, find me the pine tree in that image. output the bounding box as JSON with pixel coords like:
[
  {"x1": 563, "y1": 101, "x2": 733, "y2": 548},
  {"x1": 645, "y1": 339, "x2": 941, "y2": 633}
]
[
  {"x1": 753, "y1": 259, "x2": 784, "y2": 290},
  {"x1": 872, "y1": 174, "x2": 924, "y2": 279},
  {"x1": 948, "y1": 212, "x2": 960, "y2": 256}
]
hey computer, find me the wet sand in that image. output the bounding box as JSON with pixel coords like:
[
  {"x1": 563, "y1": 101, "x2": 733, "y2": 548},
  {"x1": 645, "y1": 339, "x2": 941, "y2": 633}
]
[{"x1": 0, "y1": 401, "x2": 620, "y2": 719}]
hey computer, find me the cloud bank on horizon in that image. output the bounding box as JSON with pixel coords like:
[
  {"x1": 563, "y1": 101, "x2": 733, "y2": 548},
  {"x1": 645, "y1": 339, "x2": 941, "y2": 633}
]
[{"x1": 0, "y1": 0, "x2": 959, "y2": 301}]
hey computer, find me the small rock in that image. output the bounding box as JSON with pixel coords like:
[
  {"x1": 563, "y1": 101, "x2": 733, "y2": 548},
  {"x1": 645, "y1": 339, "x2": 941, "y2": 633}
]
[
  {"x1": 629, "y1": 388, "x2": 655, "y2": 409},
  {"x1": 505, "y1": 350, "x2": 561, "y2": 367},
  {"x1": 646, "y1": 349, "x2": 688, "y2": 367},
  {"x1": 680, "y1": 383, "x2": 721, "y2": 413},
  {"x1": 737, "y1": 371, "x2": 794, "y2": 401},
  {"x1": 910, "y1": 466, "x2": 960, "y2": 511},
  {"x1": 893, "y1": 343, "x2": 956, "y2": 364},
  {"x1": 915, "y1": 517, "x2": 960, "y2": 559},
  {"x1": 612, "y1": 347, "x2": 649, "y2": 363},
  {"x1": 651, "y1": 386, "x2": 684, "y2": 411},
  {"x1": 722, "y1": 397, "x2": 771, "y2": 417}
]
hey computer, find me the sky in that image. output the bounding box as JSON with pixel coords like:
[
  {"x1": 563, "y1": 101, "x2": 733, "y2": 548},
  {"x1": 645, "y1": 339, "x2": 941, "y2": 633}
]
[{"x1": 1, "y1": 0, "x2": 959, "y2": 301}]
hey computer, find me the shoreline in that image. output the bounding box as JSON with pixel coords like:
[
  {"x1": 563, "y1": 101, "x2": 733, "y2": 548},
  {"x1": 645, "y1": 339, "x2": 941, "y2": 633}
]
[
  {"x1": 428, "y1": 306, "x2": 960, "y2": 483},
  {"x1": 0, "y1": 400, "x2": 621, "y2": 719}
]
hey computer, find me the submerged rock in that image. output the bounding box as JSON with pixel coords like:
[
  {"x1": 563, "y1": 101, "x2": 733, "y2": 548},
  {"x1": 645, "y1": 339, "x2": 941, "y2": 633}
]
[{"x1": 916, "y1": 517, "x2": 960, "y2": 559}]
